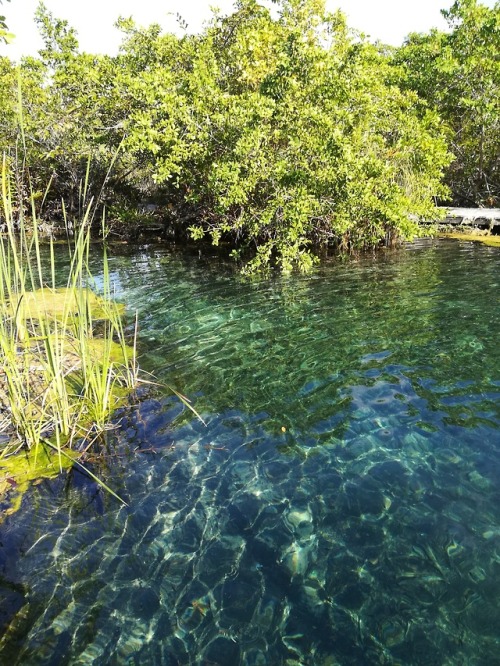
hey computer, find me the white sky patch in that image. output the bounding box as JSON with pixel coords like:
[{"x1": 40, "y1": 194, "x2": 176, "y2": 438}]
[{"x1": 0, "y1": 0, "x2": 496, "y2": 60}]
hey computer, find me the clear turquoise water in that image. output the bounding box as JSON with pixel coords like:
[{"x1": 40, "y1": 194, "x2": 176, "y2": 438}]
[{"x1": 1, "y1": 239, "x2": 500, "y2": 665}]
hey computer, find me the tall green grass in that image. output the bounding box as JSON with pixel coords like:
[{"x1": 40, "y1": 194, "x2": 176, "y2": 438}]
[{"x1": 0, "y1": 156, "x2": 139, "y2": 504}]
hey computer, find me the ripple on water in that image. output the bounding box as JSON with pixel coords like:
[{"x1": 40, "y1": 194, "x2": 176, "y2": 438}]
[{"x1": 2, "y1": 241, "x2": 500, "y2": 664}]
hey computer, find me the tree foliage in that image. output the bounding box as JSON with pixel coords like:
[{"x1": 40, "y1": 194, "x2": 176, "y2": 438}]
[
  {"x1": 118, "y1": 0, "x2": 450, "y2": 271},
  {"x1": 394, "y1": 0, "x2": 500, "y2": 207},
  {"x1": 0, "y1": 4, "x2": 130, "y2": 218},
  {"x1": 0, "y1": 0, "x2": 458, "y2": 272},
  {"x1": 0, "y1": 0, "x2": 13, "y2": 45}
]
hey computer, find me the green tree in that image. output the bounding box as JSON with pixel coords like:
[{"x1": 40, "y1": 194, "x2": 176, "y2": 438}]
[
  {"x1": 0, "y1": 0, "x2": 13, "y2": 45},
  {"x1": 121, "y1": 0, "x2": 450, "y2": 272},
  {"x1": 394, "y1": 0, "x2": 500, "y2": 206},
  {"x1": 0, "y1": 0, "x2": 452, "y2": 272},
  {"x1": 0, "y1": 3, "x2": 131, "y2": 219}
]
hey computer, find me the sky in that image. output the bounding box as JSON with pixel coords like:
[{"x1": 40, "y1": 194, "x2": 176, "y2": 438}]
[{"x1": 0, "y1": 0, "x2": 495, "y2": 60}]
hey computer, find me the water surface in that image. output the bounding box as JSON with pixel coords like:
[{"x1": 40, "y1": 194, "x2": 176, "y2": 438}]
[{"x1": 1, "y1": 239, "x2": 500, "y2": 665}]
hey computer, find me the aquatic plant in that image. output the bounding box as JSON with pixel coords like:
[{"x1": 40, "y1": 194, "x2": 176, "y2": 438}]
[{"x1": 0, "y1": 155, "x2": 139, "y2": 506}]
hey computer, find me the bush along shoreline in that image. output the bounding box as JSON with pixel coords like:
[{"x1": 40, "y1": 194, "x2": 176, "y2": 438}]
[{"x1": 2, "y1": 1, "x2": 497, "y2": 273}]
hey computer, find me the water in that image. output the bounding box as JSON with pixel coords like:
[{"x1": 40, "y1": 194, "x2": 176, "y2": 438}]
[{"x1": 1, "y1": 239, "x2": 500, "y2": 665}]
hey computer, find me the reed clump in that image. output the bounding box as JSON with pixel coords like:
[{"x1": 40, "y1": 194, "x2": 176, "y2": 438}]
[{"x1": 0, "y1": 158, "x2": 139, "y2": 509}]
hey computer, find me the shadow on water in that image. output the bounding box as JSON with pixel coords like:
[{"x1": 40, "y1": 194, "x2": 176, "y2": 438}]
[{"x1": 1, "y1": 240, "x2": 500, "y2": 664}]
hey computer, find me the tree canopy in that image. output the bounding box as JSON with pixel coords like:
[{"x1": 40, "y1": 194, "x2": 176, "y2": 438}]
[
  {"x1": 0, "y1": 0, "x2": 496, "y2": 271},
  {"x1": 0, "y1": 0, "x2": 13, "y2": 44},
  {"x1": 393, "y1": 0, "x2": 500, "y2": 207}
]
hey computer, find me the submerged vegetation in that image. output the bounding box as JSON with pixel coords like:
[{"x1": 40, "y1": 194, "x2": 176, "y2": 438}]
[
  {"x1": 0, "y1": 0, "x2": 497, "y2": 272},
  {"x1": 440, "y1": 231, "x2": 500, "y2": 246}
]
